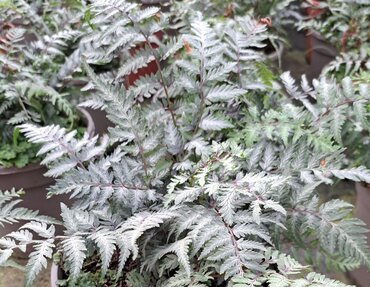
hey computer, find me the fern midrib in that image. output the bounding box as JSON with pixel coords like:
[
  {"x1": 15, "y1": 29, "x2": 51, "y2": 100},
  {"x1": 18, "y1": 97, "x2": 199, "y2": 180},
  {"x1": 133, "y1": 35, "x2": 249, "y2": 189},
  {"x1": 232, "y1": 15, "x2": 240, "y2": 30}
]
[
  {"x1": 53, "y1": 136, "x2": 86, "y2": 170},
  {"x1": 234, "y1": 33, "x2": 243, "y2": 89},
  {"x1": 194, "y1": 31, "x2": 207, "y2": 134},
  {"x1": 89, "y1": 181, "x2": 148, "y2": 191},
  {"x1": 315, "y1": 97, "x2": 370, "y2": 124},
  {"x1": 129, "y1": 118, "x2": 150, "y2": 185},
  {"x1": 16, "y1": 95, "x2": 32, "y2": 122},
  {"x1": 113, "y1": 4, "x2": 179, "y2": 129},
  {"x1": 213, "y1": 204, "x2": 244, "y2": 276}
]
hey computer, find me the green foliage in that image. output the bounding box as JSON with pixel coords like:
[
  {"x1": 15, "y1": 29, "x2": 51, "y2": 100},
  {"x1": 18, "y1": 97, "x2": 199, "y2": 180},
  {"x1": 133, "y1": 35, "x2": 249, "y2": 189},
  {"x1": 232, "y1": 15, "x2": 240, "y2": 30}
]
[
  {"x1": 323, "y1": 47, "x2": 370, "y2": 79},
  {"x1": 0, "y1": 138, "x2": 38, "y2": 168},
  {"x1": 231, "y1": 71, "x2": 370, "y2": 160},
  {"x1": 0, "y1": 127, "x2": 39, "y2": 168},
  {"x1": 279, "y1": 72, "x2": 370, "y2": 167},
  {"x1": 57, "y1": 269, "x2": 121, "y2": 287},
  {"x1": 299, "y1": 0, "x2": 370, "y2": 167},
  {"x1": 303, "y1": 4, "x2": 370, "y2": 167},
  {"x1": 167, "y1": 0, "x2": 296, "y2": 31}
]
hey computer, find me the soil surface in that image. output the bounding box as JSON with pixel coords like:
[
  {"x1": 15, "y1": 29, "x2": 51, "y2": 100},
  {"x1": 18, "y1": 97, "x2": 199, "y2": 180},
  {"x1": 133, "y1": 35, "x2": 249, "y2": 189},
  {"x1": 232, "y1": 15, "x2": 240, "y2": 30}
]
[{"x1": 0, "y1": 258, "x2": 50, "y2": 287}]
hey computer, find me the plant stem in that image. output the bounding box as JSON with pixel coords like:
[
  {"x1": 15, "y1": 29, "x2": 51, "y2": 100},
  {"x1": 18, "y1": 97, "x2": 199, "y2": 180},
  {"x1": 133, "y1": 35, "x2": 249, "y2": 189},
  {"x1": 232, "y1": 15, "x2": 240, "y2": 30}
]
[
  {"x1": 213, "y1": 204, "x2": 244, "y2": 276},
  {"x1": 117, "y1": 7, "x2": 178, "y2": 128}
]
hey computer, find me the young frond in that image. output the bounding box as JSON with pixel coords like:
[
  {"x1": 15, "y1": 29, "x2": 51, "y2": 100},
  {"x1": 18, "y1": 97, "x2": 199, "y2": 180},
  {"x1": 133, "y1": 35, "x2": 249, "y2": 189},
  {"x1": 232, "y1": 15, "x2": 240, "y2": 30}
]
[
  {"x1": 24, "y1": 240, "x2": 55, "y2": 287},
  {"x1": 20, "y1": 124, "x2": 108, "y2": 177},
  {"x1": 0, "y1": 189, "x2": 58, "y2": 226},
  {"x1": 288, "y1": 197, "x2": 370, "y2": 270}
]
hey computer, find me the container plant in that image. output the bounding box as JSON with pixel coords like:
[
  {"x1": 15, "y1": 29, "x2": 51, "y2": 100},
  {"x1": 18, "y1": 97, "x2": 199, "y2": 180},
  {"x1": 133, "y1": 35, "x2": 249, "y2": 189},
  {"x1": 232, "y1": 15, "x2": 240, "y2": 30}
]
[
  {"x1": 166, "y1": 0, "x2": 298, "y2": 66},
  {"x1": 301, "y1": 0, "x2": 370, "y2": 53},
  {"x1": 0, "y1": 1, "x2": 370, "y2": 287},
  {"x1": 0, "y1": 9, "x2": 95, "y2": 233},
  {"x1": 299, "y1": 2, "x2": 370, "y2": 284},
  {"x1": 0, "y1": 0, "x2": 114, "y2": 136},
  {"x1": 299, "y1": 0, "x2": 370, "y2": 79}
]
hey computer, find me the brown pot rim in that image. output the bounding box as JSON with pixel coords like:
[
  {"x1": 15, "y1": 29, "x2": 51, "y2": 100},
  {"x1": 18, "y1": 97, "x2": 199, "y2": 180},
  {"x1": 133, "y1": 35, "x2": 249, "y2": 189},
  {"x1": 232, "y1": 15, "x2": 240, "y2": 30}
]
[
  {"x1": 308, "y1": 30, "x2": 326, "y2": 41},
  {"x1": 0, "y1": 107, "x2": 95, "y2": 173},
  {"x1": 0, "y1": 163, "x2": 43, "y2": 175}
]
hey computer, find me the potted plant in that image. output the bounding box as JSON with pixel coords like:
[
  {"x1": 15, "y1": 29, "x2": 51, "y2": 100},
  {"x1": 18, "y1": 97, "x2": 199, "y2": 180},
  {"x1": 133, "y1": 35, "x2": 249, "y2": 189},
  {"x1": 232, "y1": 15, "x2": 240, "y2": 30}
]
[
  {"x1": 0, "y1": 21, "x2": 96, "y2": 237},
  {"x1": 279, "y1": 72, "x2": 370, "y2": 286},
  {"x1": 0, "y1": 0, "x2": 115, "y2": 138},
  {"x1": 1, "y1": 2, "x2": 370, "y2": 287},
  {"x1": 299, "y1": 0, "x2": 370, "y2": 80},
  {"x1": 299, "y1": 2, "x2": 370, "y2": 282},
  {"x1": 166, "y1": 0, "x2": 297, "y2": 66},
  {"x1": 1, "y1": 0, "x2": 174, "y2": 136}
]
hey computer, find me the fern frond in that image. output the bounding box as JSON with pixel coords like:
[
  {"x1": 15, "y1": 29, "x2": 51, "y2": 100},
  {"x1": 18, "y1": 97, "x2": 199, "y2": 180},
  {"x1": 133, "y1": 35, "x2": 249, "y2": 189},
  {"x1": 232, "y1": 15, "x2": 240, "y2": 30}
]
[
  {"x1": 61, "y1": 236, "x2": 87, "y2": 279},
  {"x1": 20, "y1": 124, "x2": 108, "y2": 177},
  {"x1": 24, "y1": 240, "x2": 54, "y2": 287}
]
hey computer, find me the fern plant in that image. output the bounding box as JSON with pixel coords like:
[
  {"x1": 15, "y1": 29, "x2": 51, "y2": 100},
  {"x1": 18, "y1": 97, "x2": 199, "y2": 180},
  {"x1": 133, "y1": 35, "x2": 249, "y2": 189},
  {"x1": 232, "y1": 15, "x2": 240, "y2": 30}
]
[
  {"x1": 0, "y1": 27, "x2": 82, "y2": 167},
  {"x1": 323, "y1": 47, "x2": 370, "y2": 79},
  {"x1": 299, "y1": 0, "x2": 370, "y2": 53},
  {"x1": 0, "y1": 1, "x2": 370, "y2": 287},
  {"x1": 1, "y1": 0, "x2": 88, "y2": 81},
  {"x1": 279, "y1": 72, "x2": 370, "y2": 168},
  {"x1": 167, "y1": 0, "x2": 296, "y2": 28},
  {"x1": 166, "y1": 0, "x2": 296, "y2": 67},
  {"x1": 298, "y1": 0, "x2": 370, "y2": 167},
  {"x1": 0, "y1": 1, "x2": 91, "y2": 167}
]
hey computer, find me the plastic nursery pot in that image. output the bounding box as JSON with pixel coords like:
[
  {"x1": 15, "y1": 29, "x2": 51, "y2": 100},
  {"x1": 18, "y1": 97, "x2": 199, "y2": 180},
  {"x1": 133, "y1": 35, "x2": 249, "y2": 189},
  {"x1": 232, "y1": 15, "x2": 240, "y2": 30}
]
[
  {"x1": 0, "y1": 108, "x2": 95, "y2": 239},
  {"x1": 348, "y1": 182, "x2": 370, "y2": 287},
  {"x1": 285, "y1": 26, "x2": 307, "y2": 52},
  {"x1": 83, "y1": 107, "x2": 112, "y2": 136},
  {"x1": 305, "y1": 30, "x2": 337, "y2": 81},
  {"x1": 125, "y1": 57, "x2": 159, "y2": 87}
]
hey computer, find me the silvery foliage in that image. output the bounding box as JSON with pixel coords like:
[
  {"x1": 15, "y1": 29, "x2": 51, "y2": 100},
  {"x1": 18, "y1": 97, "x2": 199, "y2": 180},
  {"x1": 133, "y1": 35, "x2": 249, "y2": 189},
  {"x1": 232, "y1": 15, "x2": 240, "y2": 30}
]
[
  {"x1": 233, "y1": 71, "x2": 370, "y2": 158},
  {"x1": 166, "y1": 0, "x2": 296, "y2": 31},
  {"x1": 276, "y1": 72, "x2": 370, "y2": 168},
  {"x1": 1, "y1": 1, "x2": 370, "y2": 286},
  {"x1": 0, "y1": 0, "x2": 89, "y2": 141}
]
